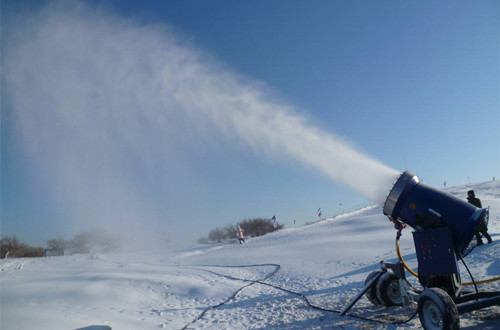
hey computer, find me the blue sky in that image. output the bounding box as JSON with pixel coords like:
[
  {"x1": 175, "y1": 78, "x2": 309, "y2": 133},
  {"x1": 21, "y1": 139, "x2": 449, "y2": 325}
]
[{"x1": 2, "y1": 0, "x2": 499, "y2": 249}]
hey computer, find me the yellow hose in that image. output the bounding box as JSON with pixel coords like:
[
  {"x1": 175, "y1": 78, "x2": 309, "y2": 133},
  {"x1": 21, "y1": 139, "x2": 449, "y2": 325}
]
[
  {"x1": 395, "y1": 237, "x2": 418, "y2": 278},
  {"x1": 395, "y1": 237, "x2": 500, "y2": 286}
]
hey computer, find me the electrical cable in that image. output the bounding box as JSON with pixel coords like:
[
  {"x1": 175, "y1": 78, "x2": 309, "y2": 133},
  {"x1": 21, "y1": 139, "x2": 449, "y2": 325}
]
[
  {"x1": 180, "y1": 263, "x2": 418, "y2": 329},
  {"x1": 180, "y1": 264, "x2": 280, "y2": 330},
  {"x1": 457, "y1": 252, "x2": 479, "y2": 296},
  {"x1": 257, "y1": 278, "x2": 418, "y2": 325},
  {"x1": 177, "y1": 226, "x2": 498, "y2": 329}
]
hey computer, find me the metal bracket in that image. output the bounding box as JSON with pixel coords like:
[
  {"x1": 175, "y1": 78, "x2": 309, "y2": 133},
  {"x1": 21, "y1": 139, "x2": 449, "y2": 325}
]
[{"x1": 340, "y1": 266, "x2": 385, "y2": 316}]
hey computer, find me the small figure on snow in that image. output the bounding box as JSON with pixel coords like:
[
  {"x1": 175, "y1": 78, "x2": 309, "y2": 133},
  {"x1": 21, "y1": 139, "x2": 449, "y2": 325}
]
[
  {"x1": 237, "y1": 224, "x2": 245, "y2": 244},
  {"x1": 467, "y1": 190, "x2": 492, "y2": 245}
]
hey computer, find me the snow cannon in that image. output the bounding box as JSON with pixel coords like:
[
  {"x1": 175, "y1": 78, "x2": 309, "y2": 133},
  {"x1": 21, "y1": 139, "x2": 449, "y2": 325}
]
[
  {"x1": 383, "y1": 170, "x2": 487, "y2": 256},
  {"x1": 342, "y1": 170, "x2": 499, "y2": 330}
]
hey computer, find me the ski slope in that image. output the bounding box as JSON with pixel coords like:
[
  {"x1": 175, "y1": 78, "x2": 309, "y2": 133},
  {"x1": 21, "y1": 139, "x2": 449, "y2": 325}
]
[{"x1": 1, "y1": 180, "x2": 499, "y2": 329}]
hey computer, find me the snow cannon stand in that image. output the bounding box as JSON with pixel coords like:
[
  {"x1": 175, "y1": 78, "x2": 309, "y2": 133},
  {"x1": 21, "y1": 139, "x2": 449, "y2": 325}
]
[{"x1": 342, "y1": 171, "x2": 499, "y2": 329}]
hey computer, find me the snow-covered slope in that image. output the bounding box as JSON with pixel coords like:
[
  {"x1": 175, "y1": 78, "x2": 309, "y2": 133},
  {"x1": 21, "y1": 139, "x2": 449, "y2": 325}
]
[{"x1": 1, "y1": 181, "x2": 499, "y2": 329}]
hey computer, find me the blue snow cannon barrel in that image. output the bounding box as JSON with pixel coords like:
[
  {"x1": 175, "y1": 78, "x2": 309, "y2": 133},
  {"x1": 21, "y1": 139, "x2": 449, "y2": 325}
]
[{"x1": 383, "y1": 171, "x2": 487, "y2": 255}]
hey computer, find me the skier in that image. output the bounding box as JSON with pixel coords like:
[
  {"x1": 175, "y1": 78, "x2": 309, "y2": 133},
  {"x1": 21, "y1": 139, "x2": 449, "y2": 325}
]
[
  {"x1": 237, "y1": 224, "x2": 245, "y2": 244},
  {"x1": 467, "y1": 190, "x2": 492, "y2": 245}
]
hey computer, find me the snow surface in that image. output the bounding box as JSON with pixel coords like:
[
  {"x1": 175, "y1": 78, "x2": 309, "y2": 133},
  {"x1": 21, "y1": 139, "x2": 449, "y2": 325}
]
[{"x1": 1, "y1": 181, "x2": 499, "y2": 329}]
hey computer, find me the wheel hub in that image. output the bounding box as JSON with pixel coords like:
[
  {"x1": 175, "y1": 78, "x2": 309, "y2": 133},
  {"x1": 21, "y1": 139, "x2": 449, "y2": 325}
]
[
  {"x1": 422, "y1": 300, "x2": 443, "y2": 329},
  {"x1": 387, "y1": 280, "x2": 401, "y2": 304}
]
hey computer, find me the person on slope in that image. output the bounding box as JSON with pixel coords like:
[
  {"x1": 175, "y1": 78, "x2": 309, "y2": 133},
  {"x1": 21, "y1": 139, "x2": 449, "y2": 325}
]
[
  {"x1": 237, "y1": 224, "x2": 245, "y2": 244},
  {"x1": 467, "y1": 190, "x2": 492, "y2": 245}
]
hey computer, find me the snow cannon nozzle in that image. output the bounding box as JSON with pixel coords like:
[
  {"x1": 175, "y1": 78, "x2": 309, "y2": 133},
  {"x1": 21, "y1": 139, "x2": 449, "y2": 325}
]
[
  {"x1": 383, "y1": 170, "x2": 420, "y2": 219},
  {"x1": 382, "y1": 170, "x2": 487, "y2": 255}
]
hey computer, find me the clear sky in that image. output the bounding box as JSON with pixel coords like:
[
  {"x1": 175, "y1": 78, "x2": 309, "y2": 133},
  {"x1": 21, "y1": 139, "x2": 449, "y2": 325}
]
[{"x1": 2, "y1": 0, "x2": 499, "y2": 249}]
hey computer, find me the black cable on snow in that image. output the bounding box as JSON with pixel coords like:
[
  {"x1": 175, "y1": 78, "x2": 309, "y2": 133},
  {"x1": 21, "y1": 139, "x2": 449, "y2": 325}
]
[
  {"x1": 185, "y1": 263, "x2": 281, "y2": 282},
  {"x1": 179, "y1": 263, "x2": 418, "y2": 329},
  {"x1": 180, "y1": 264, "x2": 280, "y2": 330},
  {"x1": 180, "y1": 280, "x2": 257, "y2": 330},
  {"x1": 254, "y1": 276, "x2": 418, "y2": 326}
]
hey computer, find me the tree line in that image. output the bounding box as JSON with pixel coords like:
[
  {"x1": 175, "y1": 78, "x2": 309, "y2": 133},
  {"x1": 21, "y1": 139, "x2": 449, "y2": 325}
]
[
  {"x1": 1, "y1": 229, "x2": 120, "y2": 259},
  {"x1": 198, "y1": 218, "x2": 284, "y2": 244},
  {"x1": 2, "y1": 218, "x2": 285, "y2": 258},
  {"x1": 0, "y1": 237, "x2": 45, "y2": 258}
]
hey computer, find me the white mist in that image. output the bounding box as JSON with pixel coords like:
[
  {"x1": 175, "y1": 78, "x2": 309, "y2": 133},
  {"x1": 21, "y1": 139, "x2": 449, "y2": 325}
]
[{"x1": 5, "y1": 2, "x2": 399, "y2": 247}]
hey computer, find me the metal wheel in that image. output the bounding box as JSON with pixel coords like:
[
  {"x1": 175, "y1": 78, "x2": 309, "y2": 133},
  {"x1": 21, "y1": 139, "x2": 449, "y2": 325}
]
[
  {"x1": 364, "y1": 271, "x2": 382, "y2": 305},
  {"x1": 418, "y1": 288, "x2": 459, "y2": 330},
  {"x1": 376, "y1": 271, "x2": 403, "y2": 306}
]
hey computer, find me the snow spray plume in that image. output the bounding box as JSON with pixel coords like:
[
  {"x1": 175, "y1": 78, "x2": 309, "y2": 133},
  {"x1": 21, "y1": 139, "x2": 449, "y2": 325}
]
[{"x1": 4, "y1": 2, "x2": 399, "y2": 247}]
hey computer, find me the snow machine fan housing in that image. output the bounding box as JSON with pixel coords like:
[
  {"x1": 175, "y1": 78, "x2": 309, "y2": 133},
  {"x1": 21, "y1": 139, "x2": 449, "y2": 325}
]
[{"x1": 383, "y1": 170, "x2": 487, "y2": 255}]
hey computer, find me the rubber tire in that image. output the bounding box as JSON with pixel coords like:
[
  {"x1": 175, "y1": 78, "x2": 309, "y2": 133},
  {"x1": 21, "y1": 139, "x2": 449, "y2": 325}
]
[
  {"x1": 364, "y1": 271, "x2": 382, "y2": 305},
  {"x1": 376, "y1": 272, "x2": 403, "y2": 306},
  {"x1": 418, "y1": 287, "x2": 459, "y2": 330}
]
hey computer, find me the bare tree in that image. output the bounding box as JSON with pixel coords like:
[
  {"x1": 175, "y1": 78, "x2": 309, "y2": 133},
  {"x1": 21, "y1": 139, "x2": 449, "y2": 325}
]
[
  {"x1": 1, "y1": 236, "x2": 44, "y2": 258},
  {"x1": 46, "y1": 238, "x2": 68, "y2": 250}
]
